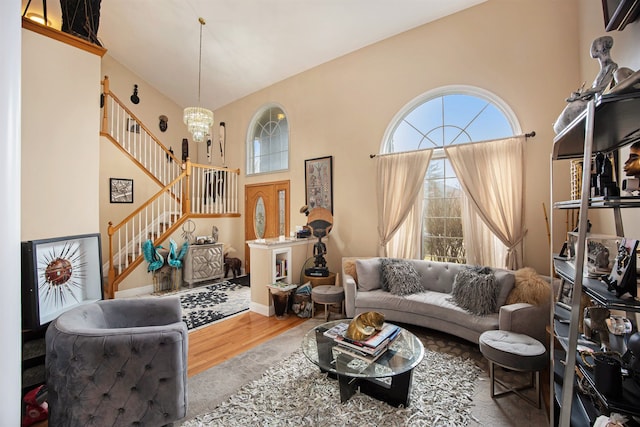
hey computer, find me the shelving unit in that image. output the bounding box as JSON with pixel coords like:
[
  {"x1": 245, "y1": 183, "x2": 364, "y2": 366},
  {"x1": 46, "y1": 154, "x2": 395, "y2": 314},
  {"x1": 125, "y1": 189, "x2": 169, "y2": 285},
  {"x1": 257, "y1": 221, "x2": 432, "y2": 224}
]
[
  {"x1": 550, "y1": 91, "x2": 640, "y2": 427},
  {"x1": 272, "y1": 246, "x2": 292, "y2": 284}
]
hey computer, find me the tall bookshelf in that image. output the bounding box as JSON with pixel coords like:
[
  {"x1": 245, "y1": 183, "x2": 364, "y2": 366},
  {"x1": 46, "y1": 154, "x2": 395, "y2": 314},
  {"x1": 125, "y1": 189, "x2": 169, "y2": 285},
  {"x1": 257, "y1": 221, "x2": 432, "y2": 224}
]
[{"x1": 550, "y1": 91, "x2": 640, "y2": 426}]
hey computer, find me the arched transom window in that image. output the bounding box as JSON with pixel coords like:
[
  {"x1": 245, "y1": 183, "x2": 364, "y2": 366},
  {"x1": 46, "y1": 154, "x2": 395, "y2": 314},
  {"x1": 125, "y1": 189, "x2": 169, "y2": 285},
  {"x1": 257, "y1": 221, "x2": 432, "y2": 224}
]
[{"x1": 383, "y1": 86, "x2": 520, "y2": 262}]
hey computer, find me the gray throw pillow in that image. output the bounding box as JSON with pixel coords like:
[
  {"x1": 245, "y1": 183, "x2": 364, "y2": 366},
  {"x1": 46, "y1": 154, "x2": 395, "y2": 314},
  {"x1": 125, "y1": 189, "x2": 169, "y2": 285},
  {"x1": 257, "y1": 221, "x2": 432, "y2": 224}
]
[
  {"x1": 355, "y1": 258, "x2": 382, "y2": 291},
  {"x1": 449, "y1": 266, "x2": 499, "y2": 315},
  {"x1": 381, "y1": 259, "x2": 423, "y2": 296}
]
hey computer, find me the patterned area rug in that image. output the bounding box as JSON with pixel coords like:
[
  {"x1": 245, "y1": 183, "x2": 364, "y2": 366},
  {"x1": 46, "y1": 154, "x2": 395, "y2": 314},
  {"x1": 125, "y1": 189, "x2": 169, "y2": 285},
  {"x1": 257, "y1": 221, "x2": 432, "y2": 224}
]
[
  {"x1": 182, "y1": 346, "x2": 482, "y2": 426},
  {"x1": 178, "y1": 280, "x2": 250, "y2": 330}
]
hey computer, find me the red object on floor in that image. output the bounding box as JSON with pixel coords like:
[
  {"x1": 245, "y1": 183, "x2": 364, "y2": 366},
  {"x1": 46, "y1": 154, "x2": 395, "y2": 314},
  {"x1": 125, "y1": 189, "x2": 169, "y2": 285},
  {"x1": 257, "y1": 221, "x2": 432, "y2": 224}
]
[{"x1": 22, "y1": 385, "x2": 48, "y2": 427}]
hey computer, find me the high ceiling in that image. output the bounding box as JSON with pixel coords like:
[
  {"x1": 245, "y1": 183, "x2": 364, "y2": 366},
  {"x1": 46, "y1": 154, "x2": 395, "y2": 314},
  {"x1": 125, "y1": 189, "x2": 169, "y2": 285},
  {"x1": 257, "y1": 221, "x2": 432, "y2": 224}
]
[{"x1": 22, "y1": 0, "x2": 485, "y2": 110}]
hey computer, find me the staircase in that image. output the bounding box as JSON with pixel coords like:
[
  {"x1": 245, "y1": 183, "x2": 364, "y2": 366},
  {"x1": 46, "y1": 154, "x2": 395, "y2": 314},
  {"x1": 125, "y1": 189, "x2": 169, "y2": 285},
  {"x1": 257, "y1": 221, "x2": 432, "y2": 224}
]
[{"x1": 101, "y1": 76, "x2": 240, "y2": 298}]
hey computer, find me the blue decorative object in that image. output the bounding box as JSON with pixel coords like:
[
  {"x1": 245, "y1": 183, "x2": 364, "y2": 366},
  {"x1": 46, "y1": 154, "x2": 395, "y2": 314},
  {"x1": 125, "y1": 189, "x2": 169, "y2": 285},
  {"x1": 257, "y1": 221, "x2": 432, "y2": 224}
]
[
  {"x1": 168, "y1": 239, "x2": 189, "y2": 269},
  {"x1": 142, "y1": 239, "x2": 164, "y2": 272}
]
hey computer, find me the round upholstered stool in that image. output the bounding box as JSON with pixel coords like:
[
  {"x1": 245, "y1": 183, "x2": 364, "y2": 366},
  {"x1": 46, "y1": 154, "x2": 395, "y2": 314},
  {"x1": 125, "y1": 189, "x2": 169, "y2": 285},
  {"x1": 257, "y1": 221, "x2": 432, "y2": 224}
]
[
  {"x1": 479, "y1": 330, "x2": 548, "y2": 408},
  {"x1": 311, "y1": 285, "x2": 345, "y2": 321}
]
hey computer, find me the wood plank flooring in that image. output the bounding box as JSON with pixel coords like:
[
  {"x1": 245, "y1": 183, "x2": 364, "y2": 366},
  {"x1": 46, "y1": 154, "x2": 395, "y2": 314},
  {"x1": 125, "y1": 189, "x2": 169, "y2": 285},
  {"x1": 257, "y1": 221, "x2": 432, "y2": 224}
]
[{"x1": 187, "y1": 312, "x2": 307, "y2": 377}]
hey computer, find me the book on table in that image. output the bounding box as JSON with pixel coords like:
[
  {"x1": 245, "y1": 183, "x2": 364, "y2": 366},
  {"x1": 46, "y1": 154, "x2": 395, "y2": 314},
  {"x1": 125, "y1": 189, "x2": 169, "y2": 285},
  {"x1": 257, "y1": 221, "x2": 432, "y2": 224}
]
[{"x1": 333, "y1": 323, "x2": 401, "y2": 356}]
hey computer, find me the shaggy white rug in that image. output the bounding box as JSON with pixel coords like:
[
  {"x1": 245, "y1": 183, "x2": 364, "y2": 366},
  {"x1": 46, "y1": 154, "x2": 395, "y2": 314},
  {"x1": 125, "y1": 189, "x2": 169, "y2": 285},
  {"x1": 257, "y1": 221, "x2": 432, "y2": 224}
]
[{"x1": 183, "y1": 346, "x2": 482, "y2": 426}]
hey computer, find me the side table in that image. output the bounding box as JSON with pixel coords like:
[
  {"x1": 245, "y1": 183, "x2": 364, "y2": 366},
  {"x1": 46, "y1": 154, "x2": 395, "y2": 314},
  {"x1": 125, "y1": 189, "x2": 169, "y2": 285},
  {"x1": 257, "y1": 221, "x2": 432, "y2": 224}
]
[
  {"x1": 303, "y1": 272, "x2": 336, "y2": 288},
  {"x1": 266, "y1": 283, "x2": 297, "y2": 319}
]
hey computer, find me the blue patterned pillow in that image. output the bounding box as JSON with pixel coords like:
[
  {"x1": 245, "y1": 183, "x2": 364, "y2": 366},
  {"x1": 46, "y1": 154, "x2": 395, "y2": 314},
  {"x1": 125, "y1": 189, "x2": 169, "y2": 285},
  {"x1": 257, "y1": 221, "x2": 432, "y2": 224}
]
[{"x1": 381, "y1": 259, "x2": 422, "y2": 296}]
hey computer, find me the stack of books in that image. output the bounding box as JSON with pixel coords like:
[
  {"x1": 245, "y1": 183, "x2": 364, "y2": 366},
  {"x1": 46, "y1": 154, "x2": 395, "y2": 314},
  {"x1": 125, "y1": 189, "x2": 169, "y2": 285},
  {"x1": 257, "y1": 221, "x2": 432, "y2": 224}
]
[{"x1": 324, "y1": 322, "x2": 401, "y2": 363}]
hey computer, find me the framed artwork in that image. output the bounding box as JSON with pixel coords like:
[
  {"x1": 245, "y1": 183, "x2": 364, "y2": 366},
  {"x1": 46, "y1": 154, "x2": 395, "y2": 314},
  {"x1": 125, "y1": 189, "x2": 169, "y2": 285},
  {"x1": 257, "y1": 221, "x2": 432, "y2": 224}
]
[
  {"x1": 305, "y1": 156, "x2": 333, "y2": 213},
  {"x1": 127, "y1": 117, "x2": 140, "y2": 133},
  {"x1": 110, "y1": 178, "x2": 133, "y2": 203},
  {"x1": 557, "y1": 278, "x2": 574, "y2": 310},
  {"x1": 21, "y1": 233, "x2": 104, "y2": 329}
]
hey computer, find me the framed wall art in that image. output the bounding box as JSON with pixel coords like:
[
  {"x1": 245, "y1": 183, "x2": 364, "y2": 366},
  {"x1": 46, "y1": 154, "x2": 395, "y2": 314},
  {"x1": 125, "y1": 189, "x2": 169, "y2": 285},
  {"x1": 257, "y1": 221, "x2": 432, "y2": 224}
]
[
  {"x1": 305, "y1": 156, "x2": 333, "y2": 213},
  {"x1": 21, "y1": 233, "x2": 104, "y2": 329},
  {"x1": 110, "y1": 178, "x2": 133, "y2": 203}
]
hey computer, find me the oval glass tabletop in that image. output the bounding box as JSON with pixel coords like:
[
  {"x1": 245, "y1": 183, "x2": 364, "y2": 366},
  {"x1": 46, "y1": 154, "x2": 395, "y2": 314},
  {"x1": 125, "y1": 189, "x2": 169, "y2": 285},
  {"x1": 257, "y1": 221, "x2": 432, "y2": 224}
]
[{"x1": 301, "y1": 319, "x2": 425, "y2": 379}]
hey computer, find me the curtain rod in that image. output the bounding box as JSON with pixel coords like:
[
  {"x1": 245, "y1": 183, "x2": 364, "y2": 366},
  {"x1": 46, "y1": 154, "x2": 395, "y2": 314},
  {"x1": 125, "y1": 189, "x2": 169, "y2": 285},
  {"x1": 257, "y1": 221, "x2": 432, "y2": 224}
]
[{"x1": 369, "y1": 131, "x2": 536, "y2": 158}]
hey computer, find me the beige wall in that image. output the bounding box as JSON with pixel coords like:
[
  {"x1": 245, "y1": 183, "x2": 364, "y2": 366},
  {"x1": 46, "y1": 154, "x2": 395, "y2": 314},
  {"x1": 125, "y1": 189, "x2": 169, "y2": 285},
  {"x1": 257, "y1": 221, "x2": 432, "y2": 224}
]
[
  {"x1": 213, "y1": 0, "x2": 584, "y2": 275},
  {"x1": 21, "y1": 29, "x2": 102, "y2": 240}
]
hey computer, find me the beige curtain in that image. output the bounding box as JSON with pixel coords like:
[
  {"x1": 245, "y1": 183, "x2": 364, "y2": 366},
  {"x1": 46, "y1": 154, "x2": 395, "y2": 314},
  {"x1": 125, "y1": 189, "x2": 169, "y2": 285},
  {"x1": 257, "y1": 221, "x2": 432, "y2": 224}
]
[
  {"x1": 462, "y1": 193, "x2": 508, "y2": 268},
  {"x1": 376, "y1": 149, "x2": 432, "y2": 257},
  {"x1": 445, "y1": 136, "x2": 526, "y2": 269}
]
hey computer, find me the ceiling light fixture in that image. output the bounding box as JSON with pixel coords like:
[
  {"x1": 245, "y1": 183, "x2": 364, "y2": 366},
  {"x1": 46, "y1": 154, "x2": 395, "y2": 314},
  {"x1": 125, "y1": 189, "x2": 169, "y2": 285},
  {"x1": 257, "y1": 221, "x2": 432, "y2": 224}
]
[{"x1": 183, "y1": 17, "x2": 214, "y2": 143}]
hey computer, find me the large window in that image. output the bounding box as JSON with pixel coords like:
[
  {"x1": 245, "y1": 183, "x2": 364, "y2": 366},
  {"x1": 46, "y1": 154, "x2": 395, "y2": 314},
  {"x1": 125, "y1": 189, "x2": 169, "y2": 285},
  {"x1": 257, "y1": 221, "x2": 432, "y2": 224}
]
[
  {"x1": 383, "y1": 86, "x2": 519, "y2": 262},
  {"x1": 246, "y1": 104, "x2": 289, "y2": 175}
]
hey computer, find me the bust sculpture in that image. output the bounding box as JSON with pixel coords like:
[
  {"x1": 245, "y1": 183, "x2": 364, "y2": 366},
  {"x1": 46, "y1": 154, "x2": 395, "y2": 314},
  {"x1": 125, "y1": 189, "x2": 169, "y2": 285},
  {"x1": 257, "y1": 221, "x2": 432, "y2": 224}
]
[{"x1": 553, "y1": 36, "x2": 618, "y2": 134}]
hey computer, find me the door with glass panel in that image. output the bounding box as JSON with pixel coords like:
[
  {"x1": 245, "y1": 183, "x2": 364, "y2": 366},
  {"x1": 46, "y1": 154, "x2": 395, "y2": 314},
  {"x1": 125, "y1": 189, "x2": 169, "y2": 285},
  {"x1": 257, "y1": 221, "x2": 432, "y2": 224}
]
[{"x1": 244, "y1": 181, "x2": 290, "y2": 273}]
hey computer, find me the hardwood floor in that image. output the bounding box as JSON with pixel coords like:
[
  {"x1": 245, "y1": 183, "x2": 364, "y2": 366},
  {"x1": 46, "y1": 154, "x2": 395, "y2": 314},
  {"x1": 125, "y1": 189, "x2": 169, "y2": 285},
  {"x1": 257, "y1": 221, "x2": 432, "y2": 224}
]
[{"x1": 187, "y1": 312, "x2": 307, "y2": 377}]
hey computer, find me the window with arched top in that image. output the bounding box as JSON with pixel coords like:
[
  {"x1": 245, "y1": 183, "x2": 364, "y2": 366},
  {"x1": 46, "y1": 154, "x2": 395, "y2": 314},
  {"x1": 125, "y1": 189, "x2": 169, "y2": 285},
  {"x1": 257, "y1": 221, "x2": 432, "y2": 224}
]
[
  {"x1": 383, "y1": 86, "x2": 521, "y2": 262},
  {"x1": 246, "y1": 104, "x2": 289, "y2": 175}
]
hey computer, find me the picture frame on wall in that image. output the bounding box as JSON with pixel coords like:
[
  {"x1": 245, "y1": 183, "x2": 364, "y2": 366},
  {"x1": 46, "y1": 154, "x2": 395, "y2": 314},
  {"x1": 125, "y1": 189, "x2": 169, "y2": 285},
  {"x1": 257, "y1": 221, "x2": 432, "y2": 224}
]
[
  {"x1": 305, "y1": 156, "x2": 333, "y2": 213},
  {"x1": 21, "y1": 233, "x2": 104, "y2": 329},
  {"x1": 110, "y1": 178, "x2": 133, "y2": 203}
]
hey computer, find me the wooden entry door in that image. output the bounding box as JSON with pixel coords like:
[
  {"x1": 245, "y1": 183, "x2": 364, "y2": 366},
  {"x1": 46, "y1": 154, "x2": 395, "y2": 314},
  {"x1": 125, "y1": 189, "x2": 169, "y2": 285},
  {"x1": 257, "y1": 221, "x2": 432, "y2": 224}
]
[{"x1": 244, "y1": 180, "x2": 290, "y2": 273}]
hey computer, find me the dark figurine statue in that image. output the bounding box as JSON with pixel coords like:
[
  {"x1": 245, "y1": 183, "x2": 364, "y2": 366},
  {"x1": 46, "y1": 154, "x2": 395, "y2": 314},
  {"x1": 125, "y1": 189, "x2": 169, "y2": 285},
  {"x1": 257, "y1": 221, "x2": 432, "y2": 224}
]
[{"x1": 224, "y1": 255, "x2": 242, "y2": 279}]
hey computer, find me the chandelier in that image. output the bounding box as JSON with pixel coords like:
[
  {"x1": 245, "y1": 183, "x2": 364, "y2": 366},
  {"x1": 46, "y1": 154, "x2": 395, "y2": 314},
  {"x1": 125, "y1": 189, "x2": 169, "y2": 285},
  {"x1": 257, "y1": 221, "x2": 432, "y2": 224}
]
[{"x1": 183, "y1": 17, "x2": 214, "y2": 143}]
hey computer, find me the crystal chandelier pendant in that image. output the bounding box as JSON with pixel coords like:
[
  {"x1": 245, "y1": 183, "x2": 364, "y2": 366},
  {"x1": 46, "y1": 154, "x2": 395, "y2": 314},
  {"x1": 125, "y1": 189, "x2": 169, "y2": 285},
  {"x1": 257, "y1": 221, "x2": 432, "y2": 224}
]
[
  {"x1": 184, "y1": 106, "x2": 214, "y2": 143},
  {"x1": 183, "y1": 17, "x2": 213, "y2": 143}
]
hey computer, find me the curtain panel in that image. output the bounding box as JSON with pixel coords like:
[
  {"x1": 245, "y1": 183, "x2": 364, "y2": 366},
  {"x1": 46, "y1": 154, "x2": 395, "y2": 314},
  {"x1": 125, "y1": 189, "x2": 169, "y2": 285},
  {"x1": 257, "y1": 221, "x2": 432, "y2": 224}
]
[
  {"x1": 376, "y1": 149, "x2": 432, "y2": 258},
  {"x1": 445, "y1": 136, "x2": 527, "y2": 269}
]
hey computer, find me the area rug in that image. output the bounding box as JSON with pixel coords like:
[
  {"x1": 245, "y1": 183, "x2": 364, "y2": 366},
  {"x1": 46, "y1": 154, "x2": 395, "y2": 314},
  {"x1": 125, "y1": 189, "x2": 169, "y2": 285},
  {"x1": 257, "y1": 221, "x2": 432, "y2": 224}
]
[
  {"x1": 178, "y1": 280, "x2": 250, "y2": 330},
  {"x1": 182, "y1": 346, "x2": 482, "y2": 426}
]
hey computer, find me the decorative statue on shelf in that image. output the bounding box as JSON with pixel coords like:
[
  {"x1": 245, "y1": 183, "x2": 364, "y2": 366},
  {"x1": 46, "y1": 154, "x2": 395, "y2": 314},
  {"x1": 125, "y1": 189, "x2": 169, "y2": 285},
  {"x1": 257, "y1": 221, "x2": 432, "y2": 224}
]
[
  {"x1": 591, "y1": 152, "x2": 619, "y2": 198},
  {"x1": 553, "y1": 36, "x2": 618, "y2": 134},
  {"x1": 622, "y1": 141, "x2": 640, "y2": 195}
]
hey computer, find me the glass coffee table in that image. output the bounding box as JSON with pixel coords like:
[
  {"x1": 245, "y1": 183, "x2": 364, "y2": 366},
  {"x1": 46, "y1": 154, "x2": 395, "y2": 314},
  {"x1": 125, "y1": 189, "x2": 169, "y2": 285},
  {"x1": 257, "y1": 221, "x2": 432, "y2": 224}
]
[{"x1": 301, "y1": 319, "x2": 424, "y2": 407}]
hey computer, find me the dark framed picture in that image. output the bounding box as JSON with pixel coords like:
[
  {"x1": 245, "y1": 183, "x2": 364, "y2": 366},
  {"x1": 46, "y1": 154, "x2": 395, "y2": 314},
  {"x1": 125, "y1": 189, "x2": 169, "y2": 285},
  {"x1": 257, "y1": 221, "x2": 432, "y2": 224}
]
[
  {"x1": 21, "y1": 233, "x2": 104, "y2": 329},
  {"x1": 110, "y1": 178, "x2": 133, "y2": 203},
  {"x1": 305, "y1": 156, "x2": 333, "y2": 213},
  {"x1": 557, "y1": 278, "x2": 574, "y2": 310}
]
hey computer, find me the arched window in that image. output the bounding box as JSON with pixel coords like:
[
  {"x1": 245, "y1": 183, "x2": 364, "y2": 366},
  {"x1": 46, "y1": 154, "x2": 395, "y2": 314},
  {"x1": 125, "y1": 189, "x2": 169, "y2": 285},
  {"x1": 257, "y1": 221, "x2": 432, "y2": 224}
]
[
  {"x1": 246, "y1": 104, "x2": 289, "y2": 175},
  {"x1": 383, "y1": 86, "x2": 521, "y2": 262}
]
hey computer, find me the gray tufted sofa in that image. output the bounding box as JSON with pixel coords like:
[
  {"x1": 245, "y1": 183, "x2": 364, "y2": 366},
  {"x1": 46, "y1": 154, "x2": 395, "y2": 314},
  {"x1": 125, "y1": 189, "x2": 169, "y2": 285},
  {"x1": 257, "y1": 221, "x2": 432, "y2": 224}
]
[
  {"x1": 342, "y1": 257, "x2": 551, "y2": 345},
  {"x1": 45, "y1": 296, "x2": 188, "y2": 427}
]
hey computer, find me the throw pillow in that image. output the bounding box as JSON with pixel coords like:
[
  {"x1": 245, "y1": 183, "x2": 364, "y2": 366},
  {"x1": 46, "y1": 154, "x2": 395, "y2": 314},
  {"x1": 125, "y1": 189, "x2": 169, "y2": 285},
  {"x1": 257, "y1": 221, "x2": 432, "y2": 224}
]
[
  {"x1": 381, "y1": 259, "x2": 423, "y2": 296},
  {"x1": 355, "y1": 258, "x2": 382, "y2": 291},
  {"x1": 505, "y1": 267, "x2": 550, "y2": 306},
  {"x1": 449, "y1": 266, "x2": 499, "y2": 315},
  {"x1": 343, "y1": 260, "x2": 358, "y2": 282}
]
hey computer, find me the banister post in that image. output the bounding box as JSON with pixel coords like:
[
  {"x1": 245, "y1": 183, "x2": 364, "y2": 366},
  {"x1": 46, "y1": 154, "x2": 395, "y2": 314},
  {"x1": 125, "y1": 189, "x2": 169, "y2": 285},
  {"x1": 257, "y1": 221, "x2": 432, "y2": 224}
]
[
  {"x1": 184, "y1": 157, "x2": 191, "y2": 215},
  {"x1": 101, "y1": 75, "x2": 109, "y2": 133},
  {"x1": 107, "y1": 221, "x2": 115, "y2": 299}
]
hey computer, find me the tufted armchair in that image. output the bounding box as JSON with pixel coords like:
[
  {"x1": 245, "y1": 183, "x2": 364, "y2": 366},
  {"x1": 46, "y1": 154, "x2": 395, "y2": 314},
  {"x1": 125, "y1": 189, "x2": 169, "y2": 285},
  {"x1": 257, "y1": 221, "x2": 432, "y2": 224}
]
[{"x1": 45, "y1": 297, "x2": 188, "y2": 427}]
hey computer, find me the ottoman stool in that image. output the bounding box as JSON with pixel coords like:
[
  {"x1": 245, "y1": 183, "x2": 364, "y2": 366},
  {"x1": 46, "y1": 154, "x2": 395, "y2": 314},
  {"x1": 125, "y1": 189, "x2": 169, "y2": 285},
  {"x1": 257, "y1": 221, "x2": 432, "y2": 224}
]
[
  {"x1": 478, "y1": 330, "x2": 548, "y2": 408},
  {"x1": 311, "y1": 285, "x2": 345, "y2": 321}
]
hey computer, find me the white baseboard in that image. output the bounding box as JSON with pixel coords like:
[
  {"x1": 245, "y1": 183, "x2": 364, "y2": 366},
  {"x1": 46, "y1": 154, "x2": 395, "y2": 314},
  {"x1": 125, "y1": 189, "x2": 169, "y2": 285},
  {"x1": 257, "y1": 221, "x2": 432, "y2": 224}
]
[
  {"x1": 115, "y1": 284, "x2": 154, "y2": 298},
  {"x1": 250, "y1": 302, "x2": 273, "y2": 317}
]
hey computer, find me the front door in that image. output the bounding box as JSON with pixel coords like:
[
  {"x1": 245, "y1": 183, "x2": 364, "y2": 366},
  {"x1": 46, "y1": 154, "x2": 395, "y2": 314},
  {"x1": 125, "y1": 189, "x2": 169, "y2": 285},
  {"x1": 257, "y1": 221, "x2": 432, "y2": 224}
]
[{"x1": 244, "y1": 180, "x2": 290, "y2": 273}]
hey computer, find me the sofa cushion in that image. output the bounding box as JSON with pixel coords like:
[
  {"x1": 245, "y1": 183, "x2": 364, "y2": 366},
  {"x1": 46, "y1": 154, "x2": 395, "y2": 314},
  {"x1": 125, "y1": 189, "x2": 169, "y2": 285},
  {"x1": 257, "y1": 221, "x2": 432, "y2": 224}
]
[
  {"x1": 449, "y1": 267, "x2": 500, "y2": 315},
  {"x1": 355, "y1": 258, "x2": 382, "y2": 291},
  {"x1": 506, "y1": 267, "x2": 550, "y2": 306},
  {"x1": 381, "y1": 259, "x2": 422, "y2": 296},
  {"x1": 495, "y1": 269, "x2": 516, "y2": 307},
  {"x1": 355, "y1": 289, "x2": 499, "y2": 334}
]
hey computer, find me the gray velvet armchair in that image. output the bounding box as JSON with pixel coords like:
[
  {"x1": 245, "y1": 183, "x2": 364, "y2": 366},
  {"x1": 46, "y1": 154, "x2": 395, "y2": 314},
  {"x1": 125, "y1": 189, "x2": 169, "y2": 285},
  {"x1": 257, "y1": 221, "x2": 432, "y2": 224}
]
[{"x1": 45, "y1": 296, "x2": 188, "y2": 427}]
